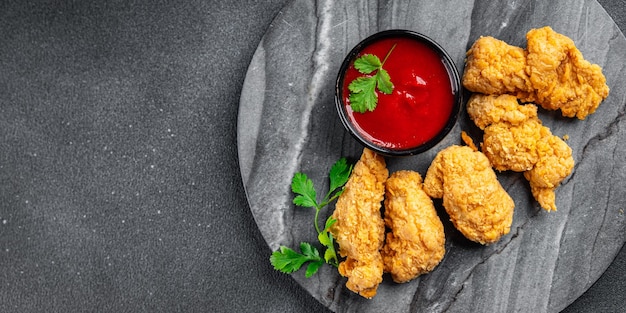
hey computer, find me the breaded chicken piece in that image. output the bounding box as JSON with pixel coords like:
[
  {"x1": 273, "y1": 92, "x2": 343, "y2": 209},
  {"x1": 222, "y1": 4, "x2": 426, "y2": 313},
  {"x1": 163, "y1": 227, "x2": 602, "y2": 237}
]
[
  {"x1": 423, "y1": 145, "x2": 515, "y2": 245},
  {"x1": 524, "y1": 134, "x2": 575, "y2": 211},
  {"x1": 381, "y1": 171, "x2": 445, "y2": 283},
  {"x1": 526, "y1": 26, "x2": 609, "y2": 119},
  {"x1": 331, "y1": 148, "x2": 388, "y2": 299},
  {"x1": 467, "y1": 94, "x2": 575, "y2": 211},
  {"x1": 482, "y1": 117, "x2": 544, "y2": 172},
  {"x1": 467, "y1": 93, "x2": 538, "y2": 130},
  {"x1": 463, "y1": 27, "x2": 609, "y2": 119},
  {"x1": 468, "y1": 94, "x2": 541, "y2": 172},
  {"x1": 462, "y1": 36, "x2": 534, "y2": 100}
]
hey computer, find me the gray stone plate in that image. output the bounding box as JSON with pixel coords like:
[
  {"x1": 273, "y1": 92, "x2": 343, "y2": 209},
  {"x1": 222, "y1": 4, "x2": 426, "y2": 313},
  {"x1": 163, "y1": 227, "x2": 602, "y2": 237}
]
[{"x1": 237, "y1": 0, "x2": 626, "y2": 312}]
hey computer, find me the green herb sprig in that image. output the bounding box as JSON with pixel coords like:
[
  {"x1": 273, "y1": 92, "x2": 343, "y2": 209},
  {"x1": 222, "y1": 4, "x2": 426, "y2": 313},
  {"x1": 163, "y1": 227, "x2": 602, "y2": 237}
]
[
  {"x1": 348, "y1": 43, "x2": 397, "y2": 113},
  {"x1": 270, "y1": 158, "x2": 353, "y2": 277}
]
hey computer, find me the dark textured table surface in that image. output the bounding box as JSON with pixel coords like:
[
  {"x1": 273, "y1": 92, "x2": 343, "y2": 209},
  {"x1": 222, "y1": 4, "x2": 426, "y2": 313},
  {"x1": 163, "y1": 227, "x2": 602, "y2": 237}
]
[{"x1": 1, "y1": 1, "x2": 624, "y2": 312}]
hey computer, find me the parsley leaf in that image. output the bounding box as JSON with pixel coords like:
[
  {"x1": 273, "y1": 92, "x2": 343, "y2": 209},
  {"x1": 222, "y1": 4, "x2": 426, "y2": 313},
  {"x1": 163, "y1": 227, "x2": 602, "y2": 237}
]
[
  {"x1": 291, "y1": 172, "x2": 317, "y2": 208},
  {"x1": 353, "y1": 54, "x2": 381, "y2": 74},
  {"x1": 299, "y1": 241, "x2": 319, "y2": 258},
  {"x1": 270, "y1": 158, "x2": 353, "y2": 277},
  {"x1": 376, "y1": 68, "x2": 393, "y2": 94},
  {"x1": 347, "y1": 43, "x2": 397, "y2": 113},
  {"x1": 328, "y1": 158, "x2": 352, "y2": 196},
  {"x1": 305, "y1": 260, "x2": 324, "y2": 278},
  {"x1": 318, "y1": 216, "x2": 339, "y2": 265},
  {"x1": 349, "y1": 77, "x2": 378, "y2": 113},
  {"x1": 270, "y1": 243, "x2": 323, "y2": 276}
]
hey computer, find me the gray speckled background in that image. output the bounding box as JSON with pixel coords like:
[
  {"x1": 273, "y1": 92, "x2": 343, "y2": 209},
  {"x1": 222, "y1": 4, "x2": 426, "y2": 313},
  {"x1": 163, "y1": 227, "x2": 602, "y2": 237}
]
[
  {"x1": 239, "y1": 0, "x2": 626, "y2": 312},
  {"x1": 0, "y1": 0, "x2": 624, "y2": 313}
]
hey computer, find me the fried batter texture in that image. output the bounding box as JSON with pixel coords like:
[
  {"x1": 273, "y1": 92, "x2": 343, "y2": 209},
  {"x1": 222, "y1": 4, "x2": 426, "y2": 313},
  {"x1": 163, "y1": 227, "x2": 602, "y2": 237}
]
[
  {"x1": 467, "y1": 94, "x2": 575, "y2": 211},
  {"x1": 468, "y1": 94, "x2": 542, "y2": 172},
  {"x1": 526, "y1": 27, "x2": 609, "y2": 119},
  {"x1": 423, "y1": 144, "x2": 515, "y2": 245},
  {"x1": 463, "y1": 26, "x2": 609, "y2": 119},
  {"x1": 524, "y1": 133, "x2": 575, "y2": 211},
  {"x1": 462, "y1": 35, "x2": 533, "y2": 100},
  {"x1": 331, "y1": 148, "x2": 388, "y2": 299},
  {"x1": 381, "y1": 171, "x2": 445, "y2": 283}
]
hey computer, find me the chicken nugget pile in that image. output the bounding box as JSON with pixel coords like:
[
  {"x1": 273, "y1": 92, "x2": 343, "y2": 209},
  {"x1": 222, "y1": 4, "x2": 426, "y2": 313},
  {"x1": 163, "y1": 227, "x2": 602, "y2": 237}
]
[
  {"x1": 467, "y1": 94, "x2": 575, "y2": 211},
  {"x1": 322, "y1": 26, "x2": 609, "y2": 300},
  {"x1": 462, "y1": 26, "x2": 608, "y2": 211},
  {"x1": 332, "y1": 146, "x2": 512, "y2": 298},
  {"x1": 331, "y1": 149, "x2": 448, "y2": 298},
  {"x1": 463, "y1": 26, "x2": 609, "y2": 120}
]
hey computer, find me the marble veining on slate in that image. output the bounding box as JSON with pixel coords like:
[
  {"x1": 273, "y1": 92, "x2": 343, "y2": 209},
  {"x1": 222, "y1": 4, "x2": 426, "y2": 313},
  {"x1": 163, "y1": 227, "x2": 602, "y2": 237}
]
[{"x1": 238, "y1": 0, "x2": 626, "y2": 312}]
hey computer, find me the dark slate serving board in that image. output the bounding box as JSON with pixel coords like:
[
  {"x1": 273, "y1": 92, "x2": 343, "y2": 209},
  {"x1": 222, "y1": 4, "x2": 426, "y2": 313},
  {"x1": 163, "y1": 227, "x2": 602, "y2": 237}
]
[{"x1": 237, "y1": 0, "x2": 626, "y2": 312}]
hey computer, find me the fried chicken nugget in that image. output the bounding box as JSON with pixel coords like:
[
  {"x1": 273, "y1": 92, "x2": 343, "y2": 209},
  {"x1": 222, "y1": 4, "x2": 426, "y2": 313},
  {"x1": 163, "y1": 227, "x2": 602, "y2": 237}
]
[
  {"x1": 331, "y1": 148, "x2": 388, "y2": 299},
  {"x1": 526, "y1": 26, "x2": 609, "y2": 119},
  {"x1": 468, "y1": 94, "x2": 543, "y2": 172},
  {"x1": 463, "y1": 27, "x2": 609, "y2": 119},
  {"x1": 462, "y1": 36, "x2": 534, "y2": 100},
  {"x1": 524, "y1": 134, "x2": 575, "y2": 211},
  {"x1": 424, "y1": 145, "x2": 515, "y2": 245},
  {"x1": 467, "y1": 93, "x2": 538, "y2": 130},
  {"x1": 467, "y1": 94, "x2": 575, "y2": 211},
  {"x1": 381, "y1": 171, "x2": 445, "y2": 283},
  {"x1": 482, "y1": 120, "x2": 543, "y2": 172}
]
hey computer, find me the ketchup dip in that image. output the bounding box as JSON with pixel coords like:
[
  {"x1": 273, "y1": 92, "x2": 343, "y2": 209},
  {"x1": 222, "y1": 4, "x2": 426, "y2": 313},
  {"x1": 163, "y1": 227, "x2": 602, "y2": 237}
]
[{"x1": 336, "y1": 30, "x2": 461, "y2": 156}]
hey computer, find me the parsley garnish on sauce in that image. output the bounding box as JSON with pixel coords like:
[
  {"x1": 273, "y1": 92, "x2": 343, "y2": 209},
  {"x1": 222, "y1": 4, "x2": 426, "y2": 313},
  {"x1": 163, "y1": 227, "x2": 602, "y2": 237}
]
[
  {"x1": 270, "y1": 158, "x2": 353, "y2": 278},
  {"x1": 348, "y1": 43, "x2": 397, "y2": 113}
]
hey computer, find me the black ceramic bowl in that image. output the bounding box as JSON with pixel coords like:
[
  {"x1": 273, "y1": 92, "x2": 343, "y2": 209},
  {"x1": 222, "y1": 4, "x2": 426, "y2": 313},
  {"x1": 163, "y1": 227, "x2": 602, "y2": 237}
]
[{"x1": 335, "y1": 29, "x2": 462, "y2": 157}]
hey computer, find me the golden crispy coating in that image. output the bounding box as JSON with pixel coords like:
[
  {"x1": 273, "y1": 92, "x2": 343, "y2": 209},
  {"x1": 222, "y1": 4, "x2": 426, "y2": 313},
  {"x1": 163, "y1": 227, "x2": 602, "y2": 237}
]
[
  {"x1": 482, "y1": 118, "x2": 544, "y2": 172},
  {"x1": 528, "y1": 185, "x2": 556, "y2": 213},
  {"x1": 462, "y1": 36, "x2": 534, "y2": 99},
  {"x1": 467, "y1": 94, "x2": 538, "y2": 130},
  {"x1": 463, "y1": 27, "x2": 609, "y2": 119},
  {"x1": 523, "y1": 134, "x2": 575, "y2": 211},
  {"x1": 467, "y1": 94, "x2": 575, "y2": 211},
  {"x1": 381, "y1": 171, "x2": 445, "y2": 283},
  {"x1": 468, "y1": 94, "x2": 542, "y2": 172},
  {"x1": 331, "y1": 148, "x2": 388, "y2": 299},
  {"x1": 423, "y1": 145, "x2": 515, "y2": 245},
  {"x1": 526, "y1": 27, "x2": 609, "y2": 119}
]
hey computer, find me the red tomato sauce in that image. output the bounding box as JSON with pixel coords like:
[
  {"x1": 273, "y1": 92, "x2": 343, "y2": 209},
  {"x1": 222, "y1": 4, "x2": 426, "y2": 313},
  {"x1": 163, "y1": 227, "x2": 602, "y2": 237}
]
[{"x1": 342, "y1": 36, "x2": 454, "y2": 150}]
